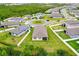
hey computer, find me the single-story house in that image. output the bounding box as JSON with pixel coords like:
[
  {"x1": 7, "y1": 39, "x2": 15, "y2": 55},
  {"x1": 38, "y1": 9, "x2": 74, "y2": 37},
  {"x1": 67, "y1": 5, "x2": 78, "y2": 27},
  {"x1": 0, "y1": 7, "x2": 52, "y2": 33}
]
[
  {"x1": 5, "y1": 17, "x2": 24, "y2": 22},
  {"x1": 32, "y1": 24, "x2": 48, "y2": 40},
  {"x1": 66, "y1": 28, "x2": 79, "y2": 38},
  {"x1": 69, "y1": 10, "x2": 79, "y2": 15},
  {"x1": 9, "y1": 25, "x2": 30, "y2": 36},
  {"x1": 0, "y1": 21, "x2": 20, "y2": 28},
  {"x1": 24, "y1": 15, "x2": 33, "y2": 19},
  {"x1": 63, "y1": 20, "x2": 79, "y2": 28},
  {"x1": 34, "y1": 13, "x2": 44, "y2": 19},
  {"x1": 51, "y1": 12, "x2": 63, "y2": 18},
  {"x1": 74, "y1": 13, "x2": 79, "y2": 18}
]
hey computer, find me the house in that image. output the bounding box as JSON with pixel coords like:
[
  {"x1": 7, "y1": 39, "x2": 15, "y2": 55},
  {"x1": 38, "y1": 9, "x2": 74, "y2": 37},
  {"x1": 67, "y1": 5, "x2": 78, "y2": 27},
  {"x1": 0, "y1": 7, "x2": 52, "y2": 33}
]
[
  {"x1": 5, "y1": 17, "x2": 24, "y2": 22},
  {"x1": 66, "y1": 28, "x2": 79, "y2": 38},
  {"x1": 34, "y1": 13, "x2": 44, "y2": 19},
  {"x1": 9, "y1": 25, "x2": 30, "y2": 36},
  {"x1": 63, "y1": 20, "x2": 79, "y2": 38},
  {"x1": 51, "y1": 12, "x2": 63, "y2": 18},
  {"x1": 51, "y1": 8, "x2": 60, "y2": 13},
  {"x1": 24, "y1": 15, "x2": 33, "y2": 19},
  {"x1": 69, "y1": 10, "x2": 79, "y2": 15},
  {"x1": 32, "y1": 24, "x2": 48, "y2": 40},
  {"x1": 63, "y1": 20, "x2": 79, "y2": 28},
  {"x1": 74, "y1": 13, "x2": 79, "y2": 18},
  {"x1": 0, "y1": 21, "x2": 20, "y2": 28}
]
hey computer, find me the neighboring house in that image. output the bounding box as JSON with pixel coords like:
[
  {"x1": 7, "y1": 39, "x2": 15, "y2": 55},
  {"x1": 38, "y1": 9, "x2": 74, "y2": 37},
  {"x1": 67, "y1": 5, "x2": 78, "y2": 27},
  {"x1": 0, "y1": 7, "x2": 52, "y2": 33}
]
[
  {"x1": 32, "y1": 24, "x2": 48, "y2": 40},
  {"x1": 34, "y1": 13, "x2": 44, "y2": 19},
  {"x1": 70, "y1": 10, "x2": 79, "y2": 14},
  {"x1": 9, "y1": 25, "x2": 30, "y2": 36},
  {"x1": 51, "y1": 12, "x2": 63, "y2": 18},
  {"x1": 74, "y1": 13, "x2": 79, "y2": 18},
  {"x1": 24, "y1": 15, "x2": 33, "y2": 19},
  {"x1": 5, "y1": 17, "x2": 24, "y2": 22},
  {"x1": 63, "y1": 20, "x2": 79, "y2": 28},
  {"x1": 66, "y1": 28, "x2": 79, "y2": 38},
  {"x1": 0, "y1": 21, "x2": 20, "y2": 28},
  {"x1": 63, "y1": 20, "x2": 79, "y2": 38}
]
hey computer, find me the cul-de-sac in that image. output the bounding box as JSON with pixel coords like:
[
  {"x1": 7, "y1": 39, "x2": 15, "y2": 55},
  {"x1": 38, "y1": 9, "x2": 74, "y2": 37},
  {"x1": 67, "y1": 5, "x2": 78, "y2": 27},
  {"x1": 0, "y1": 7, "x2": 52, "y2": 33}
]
[{"x1": 0, "y1": 3, "x2": 79, "y2": 56}]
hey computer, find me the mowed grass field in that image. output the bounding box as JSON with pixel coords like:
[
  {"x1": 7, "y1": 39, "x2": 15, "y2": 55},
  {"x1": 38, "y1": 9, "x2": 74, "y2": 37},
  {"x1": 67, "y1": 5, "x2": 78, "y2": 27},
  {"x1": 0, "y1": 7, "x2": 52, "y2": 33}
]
[
  {"x1": 67, "y1": 40, "x2": 79, "y2": 53},
  {"x1": 21, "y1": 26, "x2": 76, "y2": 56}
]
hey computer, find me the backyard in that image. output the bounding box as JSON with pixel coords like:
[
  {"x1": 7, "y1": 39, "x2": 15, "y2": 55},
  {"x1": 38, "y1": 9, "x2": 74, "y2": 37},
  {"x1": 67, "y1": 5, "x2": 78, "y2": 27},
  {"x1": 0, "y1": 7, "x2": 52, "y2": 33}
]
[
  {"x1": 57, "y1": 31, "x2": 71, "y2": 39},
  {"x1": 67, "y1": 39, "x2": 79, "y2": 53},
  {"x1": 52, "y1": 25, "x2": 66, "y2": 30},
  {"x1": 0, "y1": 31, "x2": 28, "y2": 46},
  {"x1": 20, "y1": 26, "x2": 76, "y2": 56}
]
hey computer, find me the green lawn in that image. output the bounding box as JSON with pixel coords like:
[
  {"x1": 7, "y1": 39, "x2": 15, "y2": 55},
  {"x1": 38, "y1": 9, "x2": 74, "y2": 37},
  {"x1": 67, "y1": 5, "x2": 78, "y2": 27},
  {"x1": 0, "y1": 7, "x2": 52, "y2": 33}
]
[
  {"x1": 0, "y1": 31, "x2": 28, "y2": 46},
  {"x1": 52, "y1": 25, "x2": 66, "y2": 30},
  {"x1": 21, "y1": 27, "x2": 76, "y2": 56},
  {"x1": 67, "y1": 39, "x2": 79, "y2": 53},
  {"x1": 57, "y1": 31, "x2": 71, "y2": 39},
  {"x1": 32, "y1": 20, "x2": 44, "y2": 24},
  {"x1": 0, "y1": 28, "x2": 6, "y2": 30}
]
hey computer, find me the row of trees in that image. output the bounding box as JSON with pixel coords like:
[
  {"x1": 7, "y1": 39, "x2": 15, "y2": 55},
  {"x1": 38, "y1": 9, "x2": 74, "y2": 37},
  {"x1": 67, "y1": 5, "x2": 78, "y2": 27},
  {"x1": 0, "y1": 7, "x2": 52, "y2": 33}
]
[
  {"x1": 0, "y1": 44, "x2": 69, "y2": 56},
  {"x1": 0, "y1": 45, "x2": 48, "y2": 56}
]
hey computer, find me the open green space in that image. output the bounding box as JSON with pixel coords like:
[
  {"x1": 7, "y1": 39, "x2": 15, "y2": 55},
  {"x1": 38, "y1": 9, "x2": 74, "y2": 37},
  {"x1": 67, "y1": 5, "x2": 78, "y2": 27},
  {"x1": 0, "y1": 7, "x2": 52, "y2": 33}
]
[
  {"x1": 67, "y1": 39, "x2": 79, "y2": 53},
  {"x1": 57, "y1": 31, "x2": 71, "y2": 39},
  {"x1": 20, "y1": 26, "x2": 76, "y2": 56},
  {"x1": 52, "y1": 25, "x2": 66, "y2": 30},
  {"x1": 32, "y1": 20, "x2": 44, "y2": 24}
]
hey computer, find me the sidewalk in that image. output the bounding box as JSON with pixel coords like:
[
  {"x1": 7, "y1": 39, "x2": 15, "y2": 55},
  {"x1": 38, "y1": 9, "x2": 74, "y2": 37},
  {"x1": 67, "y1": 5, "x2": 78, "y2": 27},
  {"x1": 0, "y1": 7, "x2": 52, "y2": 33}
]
[{"x1": 17, "y1": 30, "x2": 30, "y2": 46}]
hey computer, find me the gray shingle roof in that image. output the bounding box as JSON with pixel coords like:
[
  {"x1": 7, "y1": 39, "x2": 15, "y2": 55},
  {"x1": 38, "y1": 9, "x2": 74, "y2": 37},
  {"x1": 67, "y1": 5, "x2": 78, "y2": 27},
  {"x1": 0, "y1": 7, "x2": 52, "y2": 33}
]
[
  {"x1": 0, "y1": 21, "x2": 19, "y2": 26},
  {"x1": 9, "y1": 25, "x2": 30, "y2": 36},
  {"x1": 32, "y1": 25, "x2": 48, "y2": 40},
  {"x1": 65, "y1": 20, "x2": 79, "y2": 28}
]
